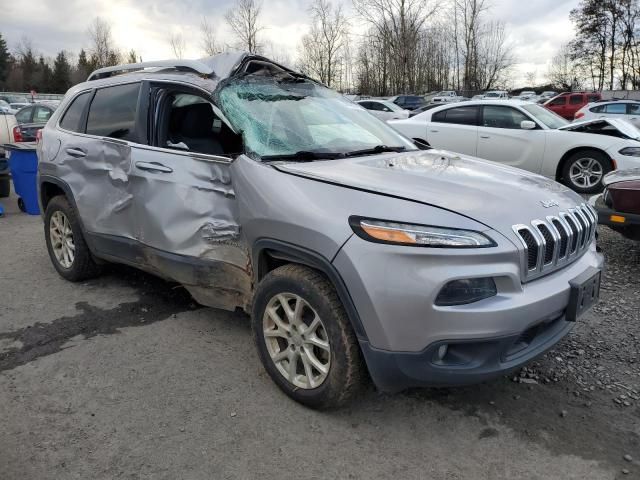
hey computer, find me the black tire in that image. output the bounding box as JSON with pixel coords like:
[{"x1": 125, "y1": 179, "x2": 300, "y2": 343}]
[
  {"x1": 0, "y1": 176, "x2": 10, "y2": 198},
  {"x1": 44, "y1": 195, "x2": 102, "y2": 281},
  {"x1": 252, "y1": 264, "x2": 365, "y2": 409},
  {"x1": 561, "y1": 150, "x2": 612, "y2": 194},
  {"x1": 17, "y1": 197, "x2": 25, "y2": 212}
]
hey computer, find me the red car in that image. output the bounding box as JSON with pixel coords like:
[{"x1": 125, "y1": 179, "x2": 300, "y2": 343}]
[
  {"x1": 592, "y1": 168, "x2": 640, "y2": 241},
  {"x1": 544, "y1": 92, "x2": 602, "y2": 120}
]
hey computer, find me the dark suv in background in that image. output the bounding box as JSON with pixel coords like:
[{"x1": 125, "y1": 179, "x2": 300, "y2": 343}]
[{"x1": 389, "y1": 95, "x2": 426, "y2": 111}]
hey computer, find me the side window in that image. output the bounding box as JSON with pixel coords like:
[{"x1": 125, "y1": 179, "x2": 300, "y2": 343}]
[
  {"x1": 59, "y1": 92, "x2": 91, "y2": 132},
  {"x1": 372, "y1": 102, "x2": 388, "y2": 111},
  {"x1": 482, "y1": 106, "x2": 530, "y2": 129},
  {"x1": 604, "y1": 103, "x2": 626, "y2": 114},
  {"x1": 34, "y1": 106, "x2": 53, "y2": 122},
  {"x1": 15, "y1": 107, "x2": 32, "y2": 124},
  {"x1": 569, "y1": 95, "x2": 583, "y2": 105},
  {"x1": 158, "y1": 91, "x2": 242, "y2": 157},
  {"x1": 86, "y1": 83, "x2": 141, "y2": 142},
  {"x1": 434, "y1": 106, "x2": 478, "y2": 126},
  {"x1": 359, "y1": 102, "x2": 372, "y2": 110},
  {"x1": 549, "y1": 97, "x2": 566, "y2": 106},
  {"x1": 627, "y1": 103, "x2": 640, "y2": 114},
  {"x1": 590, "y1": 105, "x2": 604, "y2": 113}
]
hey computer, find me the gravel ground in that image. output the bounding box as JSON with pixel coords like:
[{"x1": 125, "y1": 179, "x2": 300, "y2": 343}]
[{"x1": 0, "y1": 189, "x2": 639, "y2": 480}]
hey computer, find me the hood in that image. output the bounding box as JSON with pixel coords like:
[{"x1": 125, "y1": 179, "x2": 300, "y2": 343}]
[
  {"x1": 603, "y1": 167, "x2": 640, "y2": 186},
  {"x1": 276, "y1": 150, "x2": 586, "y2": 238},
  {"x1": 559, "y1": 118, "x2": 640, "y2": 140}
]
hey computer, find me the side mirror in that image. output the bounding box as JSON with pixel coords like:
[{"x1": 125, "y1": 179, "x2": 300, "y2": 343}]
[{"x1": 521, "y1": 120, "x2": 537, "y2": 130}]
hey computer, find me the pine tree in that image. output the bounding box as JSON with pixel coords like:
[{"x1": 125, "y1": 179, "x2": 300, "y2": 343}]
[
  {"x1": 19, "y1": 48, "x2": 37, "y2": 90},
  {"x1": 51, "y1": 51, "x2": 72, "y2": 93},
  {"x1": 0, "y1": 33, "x2": 9, "y2": 88}
]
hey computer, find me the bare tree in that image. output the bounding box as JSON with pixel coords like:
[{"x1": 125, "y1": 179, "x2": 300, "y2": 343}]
[
  {"x1": 200, "y1": 16, "x2": 219, "y2": 56},
  {"x1": 548, "y1": 43, "x2": 583, "y2": 91},
  {"x1": 169, "y1": 32, "x2": 186, "y2": 59},
  {"x1": 353, "y1": 0, "x2": 437, "y2": 93},
  {"x1": 298, "y1": 0, "x2": 349, "y2": 87},
  {"x1": 476, "y1": 20, "x2": 514, "y2": 90},
  {"x1": 225, "y1": 0, "x2": 263, "y2": 53},
  {"x1": 525, "y1": 71, "x2": 537, "y2": 87},
  {"x1": 88, "y1": 17, "x2": 118, "y2": 68}
]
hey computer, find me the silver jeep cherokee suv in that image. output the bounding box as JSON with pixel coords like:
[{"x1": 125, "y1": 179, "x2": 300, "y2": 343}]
[{"x1": 37, "y1": 53, "x2": 603, "y2": 408}]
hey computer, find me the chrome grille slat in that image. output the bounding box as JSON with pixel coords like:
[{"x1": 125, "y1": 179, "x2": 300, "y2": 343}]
[{"x1": 513, "y1": 203, "x2": 596, "y2": 281}]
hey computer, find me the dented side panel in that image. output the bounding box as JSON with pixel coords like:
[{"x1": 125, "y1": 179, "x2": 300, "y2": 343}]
[
  {"x1": 43, "y1": 134, "x2": 138, "y2": 240},
  {"x1": 129, "y1": 146, "x2": 252, "y2": 311}
]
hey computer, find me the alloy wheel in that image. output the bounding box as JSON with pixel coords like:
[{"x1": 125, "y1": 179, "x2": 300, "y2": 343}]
[
  {"x1": 49, "y1": 211, "x2": 75, "y2": 268},
  {"x1": 569, "y1": 157, "x2": 603, "y2": 189},
  {"x1": 262, "y1": 293, "x2": 331, "y2": 389}
]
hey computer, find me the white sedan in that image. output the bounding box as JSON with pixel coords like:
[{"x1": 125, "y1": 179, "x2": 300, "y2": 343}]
[
  {"x1": 356, "y1": 99, "x2": 410, "y2": 122},
  {"x1": 574, "y1": 100, "x2": 640, "y2": 127},
  {"x1": 389, "y1": 99, "x2": 640, "y2": 193}
]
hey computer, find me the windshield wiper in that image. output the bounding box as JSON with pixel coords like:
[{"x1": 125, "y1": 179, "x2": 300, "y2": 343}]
[
  {"x1": 260, "y1": 150, "x2": 345, "y2": 162},
  {"x1": 344, "y1": 145, "x2": 407, "y2": 157}
]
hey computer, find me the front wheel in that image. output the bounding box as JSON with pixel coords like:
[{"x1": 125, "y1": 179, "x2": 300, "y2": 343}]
[
  {"x1": 562, "y1": 150, "x2": 612, "y2": 194},
  {"x1": 252, "y1": 264, "x2": 365, "y2": 409}
]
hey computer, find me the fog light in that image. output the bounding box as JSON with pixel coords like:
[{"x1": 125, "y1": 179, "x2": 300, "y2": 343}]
[{"x1": 435, "y1": 278, "x2": 497, "y2": 306}]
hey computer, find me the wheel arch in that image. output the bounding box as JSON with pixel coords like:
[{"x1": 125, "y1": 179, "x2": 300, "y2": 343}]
[
  {"x1": 252, "y1": 238, "x2": 368, "y2": 341},
  {"x1": 555, "y1": 147, "x2": 613, "y2": 182}
]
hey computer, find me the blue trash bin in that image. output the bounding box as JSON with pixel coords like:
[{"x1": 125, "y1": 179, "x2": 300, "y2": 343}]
[{"x1": 3, "y1": 142, "x2": 39, "y2": 215}]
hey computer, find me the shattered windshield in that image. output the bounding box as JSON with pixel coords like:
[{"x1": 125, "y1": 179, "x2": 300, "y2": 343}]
[{"x1": 218, "y1": 76, "x2": 416, "y2": 160}]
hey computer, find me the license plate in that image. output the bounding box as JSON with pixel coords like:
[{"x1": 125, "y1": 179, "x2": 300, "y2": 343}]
[{"x1": 566, "y1": 267, "x2": 601, "y2": 322}]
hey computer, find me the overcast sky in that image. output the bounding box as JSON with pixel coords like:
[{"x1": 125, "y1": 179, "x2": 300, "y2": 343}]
[{"x1": 3, "y1": 0, "x2": 580, "y2": 85}]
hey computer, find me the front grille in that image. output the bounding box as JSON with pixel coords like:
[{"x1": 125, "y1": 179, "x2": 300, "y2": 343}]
[{"x1": 513, "y1": 203, "x2": 597, "y2": 281}]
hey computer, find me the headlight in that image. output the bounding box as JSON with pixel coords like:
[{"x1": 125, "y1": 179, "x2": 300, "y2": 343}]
[
  {"x1": 618, "y1": 147, "x2": 640, "y2": 156},
  {"x1": 349, "y1": 217, "x2": 496, "y2": 248}
]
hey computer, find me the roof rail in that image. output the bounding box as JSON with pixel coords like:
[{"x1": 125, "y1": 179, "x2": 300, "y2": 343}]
[{"x1": 87, "y1": 59, "x2": 215, "y2": 81}]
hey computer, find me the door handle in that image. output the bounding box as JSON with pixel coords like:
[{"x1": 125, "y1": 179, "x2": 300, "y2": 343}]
[
  {"x1": 480, "y1": 135, "x2": 490, "y2": 139},
  {"x1": 430, "y1": 130, "x2": 439, "y2": 133},
  {"x1": 66, "y1": 148, "x2": 86, "y2": 158},
  {"x1": 135, "y1": 161, "x2": 173, "y2": 173}
]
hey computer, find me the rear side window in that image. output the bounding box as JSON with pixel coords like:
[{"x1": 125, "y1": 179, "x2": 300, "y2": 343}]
[
  {"x1": 59, "y1": 92, "x2": 91, "y2": 132},
  {"x1": 604, "y1": 103, "x2": 626, "y2": 114},
  {"x1": 34, "y1": 106, "x2": 53, "y2": 122},
  {"x1": 86, "y1": 83, "x2": 141, "y2": 142},
  {"x1": 569, "y1": 95, "x2": 583, "y2": 105},
  {"x1": 590, "y1": 105, "x2": 604, "y2": 113},
  {"x1": 432, "y1": 106, "x2": 478, "y2": 125}
]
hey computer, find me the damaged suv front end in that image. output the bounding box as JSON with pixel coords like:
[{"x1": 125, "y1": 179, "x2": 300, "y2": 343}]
[{"x1": 39, "y1": 52, "x2": 603, "y2": 407}]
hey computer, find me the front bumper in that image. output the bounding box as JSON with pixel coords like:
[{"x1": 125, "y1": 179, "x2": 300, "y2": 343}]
[
  {"x1": 360, "y1": 313, "x2": 573, "y2": 392},
  {"x1": 333, "y1": 233, "x2": 604, "y2": 391}
]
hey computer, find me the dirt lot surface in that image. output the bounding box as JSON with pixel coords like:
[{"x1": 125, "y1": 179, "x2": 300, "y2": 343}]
[{"x1": 0, "y1": 189, "x2": 638, "y2": 480}]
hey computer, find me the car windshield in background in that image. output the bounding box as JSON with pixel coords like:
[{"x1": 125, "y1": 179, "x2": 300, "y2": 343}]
[
  {"x1": 521, "y1": 103, "x2": 569, "y2": 129},
  {"x1": 219, "y1": 76, "x2": 415, "y2": 160}
]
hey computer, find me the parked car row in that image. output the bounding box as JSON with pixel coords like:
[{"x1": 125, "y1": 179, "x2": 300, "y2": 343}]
[{"x1": 388, "y1": 99, "x2": 640, "y2": 193}]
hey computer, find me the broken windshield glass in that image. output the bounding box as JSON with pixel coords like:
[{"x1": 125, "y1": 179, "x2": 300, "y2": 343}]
[{"x1": 217, "y1": 75, "x2": 415, "y2": 159}]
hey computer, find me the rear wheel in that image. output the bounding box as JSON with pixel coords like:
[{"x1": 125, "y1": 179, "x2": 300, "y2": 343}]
[
  {"x1": 44, "y1": 195, "x2": 102, "y2": 281},
  {"x1": 562, "y1": 150, "x2": 612, "y2": 194},
  {"x1": 252, "y1": 264, "x2": 365, "y2": 409}
]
